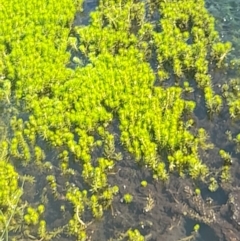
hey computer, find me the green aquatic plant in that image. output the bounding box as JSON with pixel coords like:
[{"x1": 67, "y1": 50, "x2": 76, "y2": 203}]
[
  {"x1": 24, "y1": 207, "x2": 40, "y2": 226},
  {"x1": 196, "y1": 128, "x2": 214, "y2": 150},
  {"x1": 0, "y1": 0, "x2": 235, "y2": 240},
  {"x1": 123, "y1": 193, "x2": 133, "y2": 204},
  {"x1": 219, "y1": 149, "x2": 232, "y2": 165},
  {"x1": 220, "y1": 165, "x2": 231, "y2": 183},
  {"x1": 208, "y1": 177, "x2": 219, "y2": 192},
  {"x1": 0, "y1": 166, "x2": 24, "y2": 241},
  {"x1": 221, "y1": 78, "x2": 240, "y2": 119},
  {"x1": 194, "y1": 188, "x2": 201, "y2": 196},
  {"x1": 140, "y1": 180, "x2": 148, "y2": 187},
  {"x1": 0, "y1": 161, "x2": 18, "y2": 208},
  {"x1": 127, "y1": 229, "x2": 144, "y2": 241},
  {"x1": 211, "y1": 42, "x2": 232, "y2": 68},
  {"x1": 46, "y1": 175, "x2": 60, "y2": 199}
]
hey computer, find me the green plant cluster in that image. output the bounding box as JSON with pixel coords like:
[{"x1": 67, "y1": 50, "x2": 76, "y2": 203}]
[
  {"x1": 0, "y1": 161, "x2": 18, "y2": 208},
  {"x1": 0, "y1": 0, "x2": 234, "y2": 240},
  {"x1": 72, "y1": 0, "x2": 224, "y2": 181},
  {"x1": 108, "y1": 228, "x2": 145, "y2": 241},
  {"x1": 123, "y1": 193, "x2": 133, "y2": 204},
  {"x1": 65, "y1": 184, "x2": 119, "y2": 239},
  {"x1": 152, "y1": 0, "x2": 230, "y2": 113},
  {"x1": 2, "y1": 0, "x2": 228, "y2": 183},
  {"x1": 24, "y1": 205, "x2": 45, "y2": 226},
  {"x1": 127, "y1": 229, "x2": 144, "y2": 241},
  {"x1": 0, "y1": 161, "x2": 24, "y2": 241},
  {"x1": 0, "y1": 67, "x2": 24, "y2": 240},
  {"x1": 221, "y1": 78, "x2": 240, "y2": 155},
  {"x1": 221, "y1": 78, "x2": 240, "y2": 119}
]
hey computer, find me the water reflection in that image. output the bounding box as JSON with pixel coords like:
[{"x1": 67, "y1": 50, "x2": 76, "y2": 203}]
[{"x1": 74, "y1": 0, "x2": 99, "y2": 26}]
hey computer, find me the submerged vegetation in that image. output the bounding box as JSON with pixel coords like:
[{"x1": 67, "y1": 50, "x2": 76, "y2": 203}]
[{"x1": 0, "y1": 0, "x2": 240, "y2": 240}]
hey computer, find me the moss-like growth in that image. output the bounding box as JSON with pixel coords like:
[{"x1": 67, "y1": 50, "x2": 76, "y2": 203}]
[
  {"x1": 123, "y1": 193, "x2": 133, "y2": 204},
  {"x1": 0, "y1": 0, "x2": 236, "y2": 240}
]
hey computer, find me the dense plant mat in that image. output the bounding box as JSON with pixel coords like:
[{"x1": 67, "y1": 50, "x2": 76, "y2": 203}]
[{"x1": 0, "y1": 0, "x2": 239, "y2": 240}]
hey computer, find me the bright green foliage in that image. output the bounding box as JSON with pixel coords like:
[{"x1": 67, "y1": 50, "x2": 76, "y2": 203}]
[
  {"x1": 195, "y1": 188, "x2": 201, "y2": 195},
  {"x1": 153, "y1": 0, "x2": 229, "y2": 110},
  {"x1": 141, "y1": 180, "x2": 148, "y2": 187},
  {"x1": 208, "y1": 177, "x2": 219, "y2": 192},
  {"x1": 219, "y1": 149, "x2": 232, "y2": 165},
  {"x1": 123, "y1": 193, "x2": 133, "y2": 204},
  {"x1": 0, "y1": 161, "x2": 18, "y2": 208},
  {"x1": 0, "y1": 161, "x2": 21, "y2": 239},
  {"x1": 211, "y1": 42, "x2": 232, "y2": 67},
  {"x1": 127, "y1": 229, "x2": 144, "y2": 241},
  {"x1": 220, "y1": 165, "x2": 231, "y2": 183},
  {"x1": 37, "y1": 220, "x2": 47, "y2": 239},
  {"x1": 24, "y1": 207, "x2": 40, "y2": 225},
  {"x1": 0, "y1": 0, "x2": 77, "y2": 96},
  {"x1": 0, "y1": 79, "x2": 11, "y2": 104},
  {"x1": 0, "y1": 0, "x2": 233, "y2": 239},
  {"x1": 37, "y1": 204, "x2": 45, "y2": 215},
  {"x1": 193, "y1": 224, "x2": 200, "y2": 232},
  {"x1": 2, "y1": 0, "x2": 225, "y2": 183}
]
